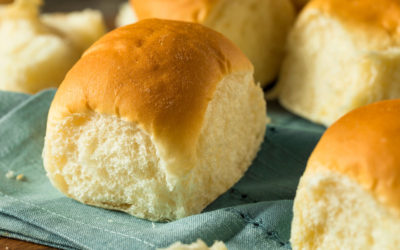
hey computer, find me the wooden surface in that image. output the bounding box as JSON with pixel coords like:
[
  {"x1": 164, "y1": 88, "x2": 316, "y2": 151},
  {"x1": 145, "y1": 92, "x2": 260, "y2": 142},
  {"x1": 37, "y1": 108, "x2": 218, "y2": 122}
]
[{"x1": 0, "y1": 237, "x2": 56, "y2": 249}]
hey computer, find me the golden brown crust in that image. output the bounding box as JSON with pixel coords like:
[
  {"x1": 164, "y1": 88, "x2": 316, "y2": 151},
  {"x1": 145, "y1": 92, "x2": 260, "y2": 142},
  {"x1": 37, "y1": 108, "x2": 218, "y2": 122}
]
[
  {"x1": 307, "y1": 100, "x2": 400, "y2": 214},
  {"x1": 47, "y1": 18, "x2": 252, "y2": 176},
  {"x1": 130, "y1": 0, "x2": 219, "y2": 23},
  {"x1": 308, "y1": 0, "x2": 400, "y2": 39}
]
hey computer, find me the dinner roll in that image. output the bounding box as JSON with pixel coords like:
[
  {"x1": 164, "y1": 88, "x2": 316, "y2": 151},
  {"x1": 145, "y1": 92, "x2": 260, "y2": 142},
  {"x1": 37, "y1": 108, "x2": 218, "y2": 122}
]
[
  {"x1": 276, "y1": 0, "x2": 400, "y2": 126},
  {"x1": 291, "y1": 100, "x2": 400, "y2": 249},
  {"x1": 0, "y1": 0, "x2": 106, "y2": 94},
  {"x1": 116, "y1": 0, "x2": 296, "y2": 87},
  {"x1": 41, "y1": 10, "x2": 106, "y2": 54},
  {"x1": 43, "y1": 19, "x2": 267, "y2": 221}
]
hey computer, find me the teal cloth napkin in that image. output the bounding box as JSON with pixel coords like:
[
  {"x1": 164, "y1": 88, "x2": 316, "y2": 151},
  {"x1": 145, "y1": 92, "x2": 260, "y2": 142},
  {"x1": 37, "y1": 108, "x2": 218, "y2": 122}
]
[{"x1": 0, "y1": 89, "x2": 325, "y2": 250}]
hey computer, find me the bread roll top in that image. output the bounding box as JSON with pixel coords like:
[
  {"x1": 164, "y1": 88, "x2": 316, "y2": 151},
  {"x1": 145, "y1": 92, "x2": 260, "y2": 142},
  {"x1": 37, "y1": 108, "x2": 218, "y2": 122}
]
[
  {"x1": 48, "y1": 18, "x2": 253, "y2": 177},
  {"x1": 307, "y1": 100, "x2": 400, "y2": 215},
  {"x1": 308, "y1": 0, "x2": 400, "y2": 45},
  {"x1": 130, "y1": 0, "x2": 218, "y2": 23}
]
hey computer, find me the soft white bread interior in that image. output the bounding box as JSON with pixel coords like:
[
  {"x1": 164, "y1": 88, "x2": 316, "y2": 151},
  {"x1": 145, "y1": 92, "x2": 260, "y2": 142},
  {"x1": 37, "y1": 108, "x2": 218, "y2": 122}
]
[
  {"x1": 160, "y1": 239, "x2": 227, "y2": 250},
  {"x1": 291, "y1": 100, "x2": 400, "y2": 249},
  {"x1": 0, "y1": 0, "x2": 106, "y2": 94},
  {"x1": 43, "y1": 19, "x2": 267, "y2": 221},
  {"x1": 117, "y1": 0, "x2": 295, "y2": 87},
  {"x1": 276, "y1": 0, "x2": 400, "y2": 126}
]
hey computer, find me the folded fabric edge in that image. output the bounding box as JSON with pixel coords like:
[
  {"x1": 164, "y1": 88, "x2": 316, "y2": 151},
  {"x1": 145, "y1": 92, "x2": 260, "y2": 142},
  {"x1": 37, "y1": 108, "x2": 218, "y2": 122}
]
[
  {"x1": 0, "y1": 91, "x2": 31, "y2": 118},
  {"x1": 0, "y1": 229, "x2": 78, "y2": 250},
  {"x1": 0, "y1": 192, "x2": 156, "y2": 249},
  {"x1": 0, "y1": 89, "x2": 55, "y2": 125},
  {"x1": 0, "y1": 209, "x2": 82, "y2": 249}
]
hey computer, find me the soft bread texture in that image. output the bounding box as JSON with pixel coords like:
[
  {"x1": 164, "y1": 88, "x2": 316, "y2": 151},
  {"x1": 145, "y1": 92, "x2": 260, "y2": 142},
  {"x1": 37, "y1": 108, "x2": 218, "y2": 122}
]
[
  {"x1": 116, "y1": 0, "x2": 295, "y2": 87},
  {"x1": 291, "y1": 100, "x2": 400, "y2": 249},
  {"x1": 0, "y1": 0, "x2": 106, "y2": 93},
  {"x1": 276, "y1": 0, "x2": 400, "y2": 126},
  {"x1": 292, "y1": 171, "x2": 400, "y2": 250},
  {"x1": 43, "y1": 19, "x2": 267, "y2": 221},
  {"x1": 160, "y1": 240, "x2": 227, "y2": 250}
]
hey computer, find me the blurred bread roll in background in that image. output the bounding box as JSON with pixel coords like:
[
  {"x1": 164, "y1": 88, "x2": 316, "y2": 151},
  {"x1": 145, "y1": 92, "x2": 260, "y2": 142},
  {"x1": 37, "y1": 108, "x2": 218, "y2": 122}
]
[
  {"x1": 41, "y1": 9, "x2": 106, "y2": 54},
  {"x1": 276, "y1": 0, "x2": 400, "y2": 126},
  {"x1": 116, "y1": 0, "x2": 296, "y2": 87},
  {"x1": 291, "y1": 100, "x2": 400, "y2": 249},
  {"x1": 0, "y1": 0, "x2": 106, "y2": 94},
  {"x1": 115, "y1": 1, "x2": 137, "y2": 28},
  {"x1": 43, "y1": 19, "x2": 267, "y2": 221}
]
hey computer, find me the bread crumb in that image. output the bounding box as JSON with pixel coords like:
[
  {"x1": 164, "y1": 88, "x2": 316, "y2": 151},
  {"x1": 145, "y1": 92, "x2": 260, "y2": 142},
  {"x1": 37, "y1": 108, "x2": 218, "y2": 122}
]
[
  {"x1": 159, "y1": 239, "x2": 227, "y2": 250},
  {"x1": 107, "y1": 219, "x2": 113, "y2": 223},
  {"x1": 152, "y1": 222, "x2": 156, "y2": 228},
  {"x1": 16, "y1": 174, "x2": 24, "y2": 181},
  {"x1": 5, "y1": 170, "x2": 14, "y2": 179}
]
